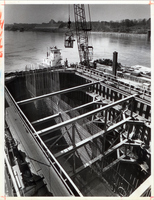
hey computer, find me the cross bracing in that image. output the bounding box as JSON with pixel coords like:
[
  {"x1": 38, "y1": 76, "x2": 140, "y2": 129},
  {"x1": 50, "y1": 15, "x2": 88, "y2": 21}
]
[
  {"x1": 6, "y1": 68, "x2": 151, "y2": 196},
  {"x1": 28, "y1": 91, "x2": 150, "y2": 185}
]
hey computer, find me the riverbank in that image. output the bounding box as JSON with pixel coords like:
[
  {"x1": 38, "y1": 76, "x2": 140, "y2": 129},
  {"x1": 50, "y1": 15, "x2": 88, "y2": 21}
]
[
  {"x1": 5, "y1": 28, "x2": 149, "y2": 37},
  {"x1": 5, "y1": 18, "x2": 150, "y2": 35},
  {"x1": 91, "y1": 31, "x2": 148, "y2": 38}
]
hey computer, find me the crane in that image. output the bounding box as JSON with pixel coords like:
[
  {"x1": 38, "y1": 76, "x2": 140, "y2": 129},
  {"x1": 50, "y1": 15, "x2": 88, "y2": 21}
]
[{"x1": 65, "y1": 4, "x2": 93, "y2": 67}]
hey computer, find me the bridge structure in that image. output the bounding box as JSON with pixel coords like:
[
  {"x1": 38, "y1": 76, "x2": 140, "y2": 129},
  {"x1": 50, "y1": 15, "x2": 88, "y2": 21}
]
[{"x1": 5, "y1": 65, "x2": 151, "y2": 196}]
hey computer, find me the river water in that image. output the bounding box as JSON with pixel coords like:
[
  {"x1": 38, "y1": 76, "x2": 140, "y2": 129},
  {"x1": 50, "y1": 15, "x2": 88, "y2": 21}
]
[{"x1": 5, "y1": 31, "x2": 150, "y2": 72}]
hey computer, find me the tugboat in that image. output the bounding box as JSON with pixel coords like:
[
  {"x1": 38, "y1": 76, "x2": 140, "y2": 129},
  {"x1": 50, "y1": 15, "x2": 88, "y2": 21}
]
[{"x1": 43, "y1": 46, "x2": 62, "y2": 67}]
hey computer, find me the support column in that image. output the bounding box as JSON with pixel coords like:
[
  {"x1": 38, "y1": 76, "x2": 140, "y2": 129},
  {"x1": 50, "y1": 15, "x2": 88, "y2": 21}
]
[
  {"x1": 101, "y1": 109, "x2": 108, "y2": 171},
  {"x1": 113, "y1": 51, "x2": 118, "y2": 77},
  {"x1": 105, "y1": 109, "x2": 108, "y2": 131},
  {"x1": 131, "y1": 97, "x2": 135, "y2": 117},
  {"x1": 72, "y1": 123, "x2": 76, "y2": 174}
]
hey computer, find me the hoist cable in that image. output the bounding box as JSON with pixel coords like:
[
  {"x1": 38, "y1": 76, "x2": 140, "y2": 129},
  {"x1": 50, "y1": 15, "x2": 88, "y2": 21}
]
[
  {"x1": 68, "y1": 4, "x2": 71, "y2": 29},
  {"x1": 88, "y1": 5, "x2": 92, "y2": 30}
]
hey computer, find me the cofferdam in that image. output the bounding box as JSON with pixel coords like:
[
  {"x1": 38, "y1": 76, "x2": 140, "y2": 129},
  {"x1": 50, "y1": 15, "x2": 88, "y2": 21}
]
[{"x1": 5, "y1": 66, "x2": 151, "y2": 196}]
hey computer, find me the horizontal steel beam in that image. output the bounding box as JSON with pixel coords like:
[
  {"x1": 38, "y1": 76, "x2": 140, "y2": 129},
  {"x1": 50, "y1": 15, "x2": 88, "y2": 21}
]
[
  {"x1": 37, "y1": 94, "x2": 137, "y2": 136},
  {"x1": 31, "y1": 113, "x2": 60, "y2": 125},
  {"x1": 17, "y1": 81, "x2": 99, "y2": 105},
  {"x1": 31, "y1": 101, "x2": 97, "y2": 126},
  {"x1": 55, "y1": 117, "x2": 131, "y2": 159},
  {"x1": 126, "y1": 120, "x2": 145, "y2": 125},
  {"x1": 69, "y1": 155, "x2": 102, "y2": 178},
  {"x1": 124, "y1": 142, "x2": 141, "y2": 147},
  {"x1": 127, "y1": 120, "x2": 151, "y2": 128},
  {"x1": 120, "y1": 158, "x2": 137, "y2": 163},
  {"x1": 102, "y1": 154, "x2": 125, "y2": 173},
  {"x1": 104, "y1": 139, "x2": 128, "y2": 156},
  {"x1": 70, "y1": 139, "x2": 128, "y2": 177}
]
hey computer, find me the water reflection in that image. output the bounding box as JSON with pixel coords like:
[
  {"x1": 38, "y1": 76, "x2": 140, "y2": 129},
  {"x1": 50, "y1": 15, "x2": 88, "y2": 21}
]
[
  {"x1": 5, "y1": 31, "x2": 150, "y2": 72},
  {"x1": 91, "y1": 32, "x2": 150, "y2": 67}
]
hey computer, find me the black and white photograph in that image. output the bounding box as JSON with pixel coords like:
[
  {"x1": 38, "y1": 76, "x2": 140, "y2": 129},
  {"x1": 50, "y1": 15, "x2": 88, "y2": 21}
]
[{"x1": 3, "y1": 1, "x2": 153, "y2": 197}]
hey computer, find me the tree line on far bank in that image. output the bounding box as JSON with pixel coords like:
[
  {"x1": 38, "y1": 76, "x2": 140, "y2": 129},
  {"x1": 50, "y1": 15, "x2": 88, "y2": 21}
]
[{"x1": 5, "y1": 18, "x2": 150, "y2": 34}]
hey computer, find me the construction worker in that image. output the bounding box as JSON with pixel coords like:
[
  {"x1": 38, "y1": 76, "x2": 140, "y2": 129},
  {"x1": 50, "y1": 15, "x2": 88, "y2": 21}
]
[{"x1": 65, "y1": 58, "x2": 68, "y2": 68}]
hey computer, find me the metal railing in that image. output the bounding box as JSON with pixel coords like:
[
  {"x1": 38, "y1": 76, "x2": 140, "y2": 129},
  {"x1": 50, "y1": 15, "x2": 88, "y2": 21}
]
[{"x1": 75, "y1": 65, "x2": 151, "y2": 100}]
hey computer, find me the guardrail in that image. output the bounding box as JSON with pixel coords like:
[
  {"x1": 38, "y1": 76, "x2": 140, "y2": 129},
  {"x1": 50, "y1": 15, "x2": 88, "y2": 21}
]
[
  {"x1": 5, "y1": 86, "x2": 83, "y2": 197},
  {"x1": 4, "y1": 153, "x2": 21, "y2": 196},
  {"x1": 75, "y1": 65, "x2": 151, "y2": 99}
]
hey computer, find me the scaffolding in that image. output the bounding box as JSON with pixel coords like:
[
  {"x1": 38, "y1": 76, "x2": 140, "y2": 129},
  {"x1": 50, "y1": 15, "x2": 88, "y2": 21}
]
[{"x1": 15, "y1": 68, "x2": 151, "y2": 196}]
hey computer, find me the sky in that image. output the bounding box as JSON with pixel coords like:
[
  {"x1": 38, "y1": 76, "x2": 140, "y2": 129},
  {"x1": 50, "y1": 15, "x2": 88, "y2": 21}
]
[{"x1": 4, "y1": 4, "x2": 150, "y2": 24}]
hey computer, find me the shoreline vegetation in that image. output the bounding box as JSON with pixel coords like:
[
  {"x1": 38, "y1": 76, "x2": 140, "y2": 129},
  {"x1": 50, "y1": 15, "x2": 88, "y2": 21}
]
[{"x1": 5, "y1": 18, "x2": 150, "y2": 34}]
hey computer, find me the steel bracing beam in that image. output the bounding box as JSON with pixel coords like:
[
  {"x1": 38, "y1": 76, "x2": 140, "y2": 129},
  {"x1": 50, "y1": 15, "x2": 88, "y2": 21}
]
[
  {"x1": 17, "y1": 81, "x2": 99, "y2": 105},
  {"x1": 127, "y1": 119, "x2": 151, "y2": 128},
  {"x1": 37, "y1": 94, "x2": 137, "y2": 136},
  {"x1": 102, "y1": 154, "x2": 125, "y2": 173},
  {"x1": 55, "y1": 117, "x2": 131, "y2": 159},
  {"x1": 31, "y1": 113, "x2": 60, "y2": 125},
  {"x1": 31, "y1": 100, "x2": 98, "y2": 125},
  {"x1": 120, "y1": 158, "x2": 137, "y2": 163},
  {"x1": 69, "y1": 139, "x2": 128, "y2": 177},
  {"x1": 126, "y1": 120, "x2": 145, "y2": 125}
]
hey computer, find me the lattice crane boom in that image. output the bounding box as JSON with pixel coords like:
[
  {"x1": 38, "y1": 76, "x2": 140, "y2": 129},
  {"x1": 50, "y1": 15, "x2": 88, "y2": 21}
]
[{"x1": 74, "y1": 4, "x2": 93, "y2": 66}]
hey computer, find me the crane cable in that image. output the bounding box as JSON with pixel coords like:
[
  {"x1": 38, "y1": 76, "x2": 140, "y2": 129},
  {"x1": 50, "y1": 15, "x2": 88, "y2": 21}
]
[
  {"x1": 88, "y1": 5, "x2": 93, "y2": 59},
  {"x1": 68, "y1": 4, "x2": 71, "y2": 29},
  {"x1": 88, "y1": 5, "x2": 92, "y2": 30}
]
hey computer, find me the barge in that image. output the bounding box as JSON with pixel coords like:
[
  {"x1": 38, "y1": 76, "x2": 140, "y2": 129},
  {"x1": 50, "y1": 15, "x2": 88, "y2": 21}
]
[{"x1": 4, "y1": 47, "x2": 151, "y2": 197}]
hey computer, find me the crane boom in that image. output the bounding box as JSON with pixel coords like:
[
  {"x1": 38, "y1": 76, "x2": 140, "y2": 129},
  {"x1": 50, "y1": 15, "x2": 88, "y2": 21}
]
[{"x1": 74, "y1": 4, "x2": 93, "y2": 66}]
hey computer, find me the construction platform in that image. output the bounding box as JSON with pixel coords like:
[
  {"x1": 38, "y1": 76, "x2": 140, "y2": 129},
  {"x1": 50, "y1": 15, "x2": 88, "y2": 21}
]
[{"x1": 5, "y1": 65, "x2": 151, "y2": 197}]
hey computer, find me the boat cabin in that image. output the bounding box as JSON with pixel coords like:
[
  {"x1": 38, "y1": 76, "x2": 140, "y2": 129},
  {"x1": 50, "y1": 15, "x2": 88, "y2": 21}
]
[{"x1": 44, "y1": 46, "x2": 62, "y2": 67}]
